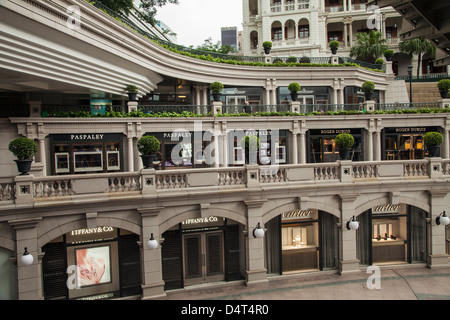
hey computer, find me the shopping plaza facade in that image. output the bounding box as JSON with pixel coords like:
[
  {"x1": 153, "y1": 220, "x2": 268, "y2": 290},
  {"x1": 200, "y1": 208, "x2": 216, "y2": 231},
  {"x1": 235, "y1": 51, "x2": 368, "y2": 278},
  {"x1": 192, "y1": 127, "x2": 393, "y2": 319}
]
[{"x1": 0, "y1": 0, "x2": 449, "y2": 300}]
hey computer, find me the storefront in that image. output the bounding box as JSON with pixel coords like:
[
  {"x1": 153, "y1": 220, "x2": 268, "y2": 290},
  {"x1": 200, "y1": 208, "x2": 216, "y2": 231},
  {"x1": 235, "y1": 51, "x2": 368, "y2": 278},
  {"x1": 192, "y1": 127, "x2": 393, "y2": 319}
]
[
  {"x1": 279, "y1": 86, "x2": 331, "y2": 106},
  {"x1": 265, "y1": 210, "x2": 339, "y2": 275},
  {"x1": 307, "y1": 128, "x2": 364, "y2": 163},
  {"x1": 357, "y1": 204, "x2": 428, "y2": 265},
  {"x1": 148, "y1": 131, "x2": 213, "y2": 170},
  {"x1": 382, "y1": 126, "x2": 439, "y2": 160},
  {"x1": 161, "y1": 217, "x2": 244, "y2": 290},
  {"x1": 228, "y1": 129, "x2": 289, "y2": 166},
  {"x1": 215, "y1": 87, "x2": 263, "y2": 113},
  {"x1": 42, "y1": 227, "x2": 141, "y2": 300},
  {"x1": 50, "y1": 133, "x2": 123, "y2": 175}
]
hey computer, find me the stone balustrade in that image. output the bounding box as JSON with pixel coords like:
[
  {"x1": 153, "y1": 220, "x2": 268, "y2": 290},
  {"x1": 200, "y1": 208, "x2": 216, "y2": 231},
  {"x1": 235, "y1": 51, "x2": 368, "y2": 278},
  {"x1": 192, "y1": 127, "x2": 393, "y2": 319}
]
[{"x1": 1, "y1": 158, "x2": 449, "y2": 207}]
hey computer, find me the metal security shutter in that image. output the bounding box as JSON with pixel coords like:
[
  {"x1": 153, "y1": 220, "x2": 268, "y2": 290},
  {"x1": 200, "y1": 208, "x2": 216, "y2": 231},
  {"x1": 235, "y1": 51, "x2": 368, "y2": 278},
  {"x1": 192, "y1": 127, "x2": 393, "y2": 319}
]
[
  {"x1": 184, "y1": 234, "x2": 202, "y2": 279},
  {"x1": 225, "y1": 224, "x2": 243, "y2": 281},
  {"x1": 162, "y1": 229, "x2": 183, "y2": 290},
  {"x1": 206, "y1": 232, "x2": 223, "y2": 276},
  {"x1": 118, "y1": 233, "x2": 141, "y2": 297},
  {"x1": 42, "y1": 241, "x2": 67, "y2": 300}
]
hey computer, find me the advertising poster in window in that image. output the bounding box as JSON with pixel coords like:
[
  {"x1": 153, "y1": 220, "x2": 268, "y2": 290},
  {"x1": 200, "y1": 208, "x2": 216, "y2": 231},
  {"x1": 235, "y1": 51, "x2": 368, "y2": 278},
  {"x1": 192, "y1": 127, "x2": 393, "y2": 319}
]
[{"x1": 75, "y1": 246, "x2": 111, "y2": 287}]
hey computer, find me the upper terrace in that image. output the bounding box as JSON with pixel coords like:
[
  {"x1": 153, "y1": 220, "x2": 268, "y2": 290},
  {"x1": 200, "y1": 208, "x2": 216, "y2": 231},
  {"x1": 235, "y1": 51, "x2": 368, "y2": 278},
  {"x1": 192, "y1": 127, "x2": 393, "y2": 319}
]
[{"x1": 0, "y1": 0, "x2": 392, "y2": 105}]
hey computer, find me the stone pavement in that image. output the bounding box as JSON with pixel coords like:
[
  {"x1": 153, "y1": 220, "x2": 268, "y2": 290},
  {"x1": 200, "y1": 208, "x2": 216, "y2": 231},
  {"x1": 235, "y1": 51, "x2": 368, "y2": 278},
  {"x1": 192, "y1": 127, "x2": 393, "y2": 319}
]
[{"x1": 161, "y1": 265, "x2": 450, "y2": 300}]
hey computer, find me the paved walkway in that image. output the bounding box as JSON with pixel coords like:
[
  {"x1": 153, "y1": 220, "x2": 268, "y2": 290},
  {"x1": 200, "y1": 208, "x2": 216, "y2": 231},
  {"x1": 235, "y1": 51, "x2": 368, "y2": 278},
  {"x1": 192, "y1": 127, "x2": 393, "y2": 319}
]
[{"x1": 162, "y1": 265, "x2": 450, "y2": 300}]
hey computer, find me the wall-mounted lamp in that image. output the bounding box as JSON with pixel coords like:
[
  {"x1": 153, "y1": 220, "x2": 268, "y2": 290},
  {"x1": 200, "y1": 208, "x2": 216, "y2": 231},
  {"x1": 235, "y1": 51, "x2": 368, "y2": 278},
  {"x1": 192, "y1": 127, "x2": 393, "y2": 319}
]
[
  {"x1": 436, "y1": 211, "x2": 450, "y2": 226},
  {"x1": 147, "y1": 233, "x2": 159, "y2": 250},
  {"x1": 20, "y1": 247, "x2": 34, "y2": 266},
  {"x1": 346, "y1": 216, "x2": 359, "y2": 230},
  {"x1": 253, "y1": 223, "x2": 265, "y2": 238}
]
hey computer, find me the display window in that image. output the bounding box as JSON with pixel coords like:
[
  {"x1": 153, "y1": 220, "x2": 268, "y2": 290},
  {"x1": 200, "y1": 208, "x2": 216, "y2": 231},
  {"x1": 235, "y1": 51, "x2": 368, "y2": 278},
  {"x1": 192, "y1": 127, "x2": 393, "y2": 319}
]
[
  {"x1": 228, "y1": 130, "x2": 288, "y2": 166},
  {"x1": 149, "y1": 132, "x2": 212, "y2": 170},
  {"x1": 308, "y1": 129, "x2": 363, "y2": 163},
  {"x1": 357, "y1": 204, "x2": 428, "y2": 266},
  {"x1": 50, "y1": 134, "x2": 123, "y2": 175},
  {"x1": 265, "y1": 210, "x2": 338, "y2": 275},
  {"x1": 281, "y1": 210, "x2": 319, "y2": 273},
  {"x1": 41, "y1": 227, "x2": 141, "y2": 300},
  {"x1": 382, "y1": 127, "x2": 438, "y2": 160}
]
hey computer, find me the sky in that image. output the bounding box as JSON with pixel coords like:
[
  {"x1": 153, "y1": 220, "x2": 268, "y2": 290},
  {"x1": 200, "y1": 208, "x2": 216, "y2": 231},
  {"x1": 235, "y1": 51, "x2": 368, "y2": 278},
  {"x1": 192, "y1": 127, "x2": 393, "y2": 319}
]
[{"x1": 155, "y1": 0, "x2": 243, "y2": 48}]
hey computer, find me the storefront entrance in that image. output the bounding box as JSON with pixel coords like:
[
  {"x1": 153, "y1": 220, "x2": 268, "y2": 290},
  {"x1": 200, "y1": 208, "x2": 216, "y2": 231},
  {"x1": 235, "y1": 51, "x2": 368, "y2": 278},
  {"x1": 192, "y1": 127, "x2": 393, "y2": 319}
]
[
  {"x1": 161, "y1": 218, "x2": 243, "y2": 290},
  {"x1": 357, "y1": 204, "x2": 428, "y2": 265},
  {"x1": 183, "y1": 231, "x2": 224, "y2": 286},
  {"x1": 383, "y1": 127, "x2": 438, "y2": 160}
]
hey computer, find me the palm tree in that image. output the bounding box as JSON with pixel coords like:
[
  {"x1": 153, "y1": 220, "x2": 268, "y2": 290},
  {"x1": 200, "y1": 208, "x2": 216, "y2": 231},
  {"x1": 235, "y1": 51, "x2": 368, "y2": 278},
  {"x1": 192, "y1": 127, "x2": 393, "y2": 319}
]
[
  {"x1": 399, "y1": 38, "x2": 436, "y2": 78},
  {"x1": 350, "y1": 30, "x2": 388, "y2": 64}
]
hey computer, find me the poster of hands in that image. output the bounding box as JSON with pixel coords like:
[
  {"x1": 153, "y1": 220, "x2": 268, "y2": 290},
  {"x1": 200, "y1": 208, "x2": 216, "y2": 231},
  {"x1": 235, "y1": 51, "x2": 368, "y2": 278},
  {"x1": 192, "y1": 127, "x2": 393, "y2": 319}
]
[{"x1": 76, "y1": 246, "x2": 111, "y2": 287}]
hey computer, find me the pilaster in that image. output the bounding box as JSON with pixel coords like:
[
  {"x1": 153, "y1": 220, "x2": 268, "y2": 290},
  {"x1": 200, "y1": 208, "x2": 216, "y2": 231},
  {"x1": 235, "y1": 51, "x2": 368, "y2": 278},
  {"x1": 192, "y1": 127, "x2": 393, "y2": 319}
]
[{"x1": 338, "y1": 193, "x2": 361, "y2": 274}]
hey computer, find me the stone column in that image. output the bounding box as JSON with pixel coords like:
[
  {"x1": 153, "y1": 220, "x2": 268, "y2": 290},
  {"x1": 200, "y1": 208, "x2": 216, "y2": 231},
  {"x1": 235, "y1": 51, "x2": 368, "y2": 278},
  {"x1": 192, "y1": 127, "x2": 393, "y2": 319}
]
[
  {"x1": 127, "y1": 136, "x2": 134, "y2": 172},
  {"x1": 299, "y1": 129, "x2": 307, "y2": 164},
  {"x1": 338, "y1": 194, "x2": 361, "y2": 274},
  {"x1": 427, "y1": 190, "x2": 450, "y2": 267},
  {"x1": 9, "y1": 218, "x2": 43, "y2": 300},
  {"x1": 244, "y1": 199, "x2": 268, "y2": 286},
  {"x1": 290, "y1": 129, "x2": 298, "y2": 165},
  {"x1": 139, "y1": 207, "x2": 166, "y2": 299},
  {"x1": 367, "y1": 130, "x2": 374, "y2": 161}
]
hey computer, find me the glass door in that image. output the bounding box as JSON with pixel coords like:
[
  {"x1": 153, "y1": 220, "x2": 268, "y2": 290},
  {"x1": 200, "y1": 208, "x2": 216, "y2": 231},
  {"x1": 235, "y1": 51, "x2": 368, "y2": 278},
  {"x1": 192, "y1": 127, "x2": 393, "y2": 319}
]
[
  {"x1": 183, "y1": 231, "x2": 224, "y2": 286},
  {"x1": 225, "y1": 96, "x2": 247, "y2": 113}
]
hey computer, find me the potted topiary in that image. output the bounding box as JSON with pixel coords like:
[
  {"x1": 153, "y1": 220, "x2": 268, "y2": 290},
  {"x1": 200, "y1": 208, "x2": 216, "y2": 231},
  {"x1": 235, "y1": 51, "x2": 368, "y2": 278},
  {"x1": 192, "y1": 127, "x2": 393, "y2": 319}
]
[
  {"x1": 375, "y1": 58, "x2": 384, "y2": 65},
  {"x1": 8, "y1": 137, "x2": 38, "y2": 175},
  {"x1": 362, "y1": 81, "x2": 375, "y2": 100},
  {"x1": 423, "y1": 131, "x2": 443, "y2": 157},
  {"x1": 383, "y1": 49, "x2": 394, "y2": 61},
  {"x1": 209, "y1": 81, "x2": 224, "y2": 101},
  {"x1": 137, "y1": 135, "x2": 160, "y2": 168},
  {"x1": 288, "y1": 82, "x2": 301, "y2": 101},
  {"x1": 263, "y1": 41, "x2": 272, "y2": 54},
  {"x1": 240, "y1": 135, "x2": 260, "y2": 164},
  {"x1": 329, "y1": 41, "x2": 340, "y2": 54},
  {"x1": 437, "y1": 79, "x2": 450, "y2": 99},
  {"x1": 126, "y1": 84, "x2": 138, "y2": 101},
  {"x1": 335, "y1": 133, "x2": 354, "y2": 160}
]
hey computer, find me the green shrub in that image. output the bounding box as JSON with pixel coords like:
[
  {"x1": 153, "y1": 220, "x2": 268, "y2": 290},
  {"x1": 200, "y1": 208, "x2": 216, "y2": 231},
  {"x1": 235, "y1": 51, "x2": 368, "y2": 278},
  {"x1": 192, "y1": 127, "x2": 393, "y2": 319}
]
[
  {"x1": 288, "y1": 82, "x2": 301, "y2": 93},
  {"x1": 362, "y1": 81, "x2": 375, "y2": 93},
  {"x1": 329, "y1": 41, "x2": 340, "y2": 49},
  {"x1": 383, "y1": 49, "x2": 394, "y2": 57},
  {"x1": 334, "y1": 133, "x2": 354, "y2": 149},
  {"x1": 375, "y1": 58, "x2": 384, "y2": 64},
  {"x1": 126, "y1": 84, "x2": 138, "y2": 92},
  {"x1": 263, "y1": 41, "x2": 272, "y2": 48},
  {"x1": 137, "y1": 135, "x2": 160, "y2": 155},
  {"x1": 8, "y1": 137, "x2": 38, "y2": 160},
  {"x1": 209, "y1": 81, "x2": 224, "y2": 94},
  {"x1": 423, "y1": 131, "x2": 443, "y2": 146},
  {"x1": 240, "y1": 135, "x2": 260, "y2": 150},
  {"x1": 437, "y1": 79, "x2": 450, "y2": 91},
  {"x1": 287, "y1": 56, "x2": 297, "y2": 63}
]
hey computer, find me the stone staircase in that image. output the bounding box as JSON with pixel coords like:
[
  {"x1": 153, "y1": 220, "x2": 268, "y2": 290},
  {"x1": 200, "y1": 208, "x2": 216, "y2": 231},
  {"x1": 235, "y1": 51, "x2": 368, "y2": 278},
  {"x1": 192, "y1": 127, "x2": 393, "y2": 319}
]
[{"x1": 406, "y1": 82, "x2": 442, "y2": 103}]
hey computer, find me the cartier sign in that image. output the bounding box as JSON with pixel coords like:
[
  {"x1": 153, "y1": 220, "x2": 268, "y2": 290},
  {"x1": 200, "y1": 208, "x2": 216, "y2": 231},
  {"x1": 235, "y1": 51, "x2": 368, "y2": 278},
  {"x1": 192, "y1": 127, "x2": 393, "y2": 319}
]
[{"x1": 282, "y1": 209, "x2": 315, "y2": 221}]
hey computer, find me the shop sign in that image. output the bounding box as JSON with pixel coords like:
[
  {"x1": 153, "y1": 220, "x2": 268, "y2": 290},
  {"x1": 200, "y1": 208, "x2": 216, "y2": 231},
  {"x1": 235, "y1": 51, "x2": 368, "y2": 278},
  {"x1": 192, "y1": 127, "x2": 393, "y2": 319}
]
[
  {"x1": 182, "y1": 216, "x2": 223, "y2": 226},
  {"x1": 66, "y1": 226, "x2": 117, "y2": 244},
  {"x1": 372, "y1": 204, "x2": 402, "y2": 214},
  {"x1": 281, "y1": 209, "x2": 315, "y2": 221},
  {"x1": 70, "y1": 134, "x2": 105, "y2": 140}
]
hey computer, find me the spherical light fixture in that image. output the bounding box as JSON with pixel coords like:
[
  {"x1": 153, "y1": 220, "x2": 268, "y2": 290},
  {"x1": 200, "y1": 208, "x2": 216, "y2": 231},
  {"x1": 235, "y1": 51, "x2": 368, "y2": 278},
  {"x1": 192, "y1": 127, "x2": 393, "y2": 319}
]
[
  {"x1": 253, "y1": 223, "x2": 265, "y2": 238},
  {"x1": 147, "y1": 233, "x2": 159, "y2": 250},
  {"x1": 20, "y1": 247, "x2": 34, "y2": 266},
  {"x1": 346, "y1": 216, "x2": 359, "y2": 230},
  {"x1": 436, "y1": 211, "x2": 450, "y2": 226}
]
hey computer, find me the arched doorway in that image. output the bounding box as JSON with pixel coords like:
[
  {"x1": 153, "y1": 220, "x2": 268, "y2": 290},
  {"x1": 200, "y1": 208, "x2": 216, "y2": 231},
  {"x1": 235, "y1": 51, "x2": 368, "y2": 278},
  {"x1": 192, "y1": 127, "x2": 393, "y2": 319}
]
[
  {"x1": 161, "y1": 217, "x2": 245, "y2": 290},
  {"x1": 264, "y1": 210, "x2": 339, "y2": 275},
  {"x1": 356, "y1": 204, "x2": 428, "y2": 265},
  {"x1": 41, "y1": 227, "x2": 141, "y2": 300}
]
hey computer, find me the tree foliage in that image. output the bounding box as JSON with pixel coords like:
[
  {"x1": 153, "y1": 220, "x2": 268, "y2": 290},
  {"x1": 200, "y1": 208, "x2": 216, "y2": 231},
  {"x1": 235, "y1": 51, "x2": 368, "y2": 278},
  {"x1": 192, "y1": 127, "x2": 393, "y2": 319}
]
[
  {"x1": 96, "y1": 0, "x2": 179, "y2": 25},
  {"x1": 192, "y1": 37, "x2": 236, "y2": 54},
  {"x1": 399, "y1": 38, "x2": 436, "y2": 78},
  {"x1": 350, "y1": 30, "x2": 388, "y2": 63}
]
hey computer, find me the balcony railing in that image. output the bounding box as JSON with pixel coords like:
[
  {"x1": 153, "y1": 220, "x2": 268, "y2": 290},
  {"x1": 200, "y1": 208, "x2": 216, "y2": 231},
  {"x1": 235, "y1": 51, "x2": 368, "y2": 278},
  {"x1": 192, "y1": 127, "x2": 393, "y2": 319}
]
[
  {"x1": 2, "y1": 159, "x2": 449, "y2": 207},
  {"x1": 394, "y1": 73, "x2": 450, "y2": 82}
]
